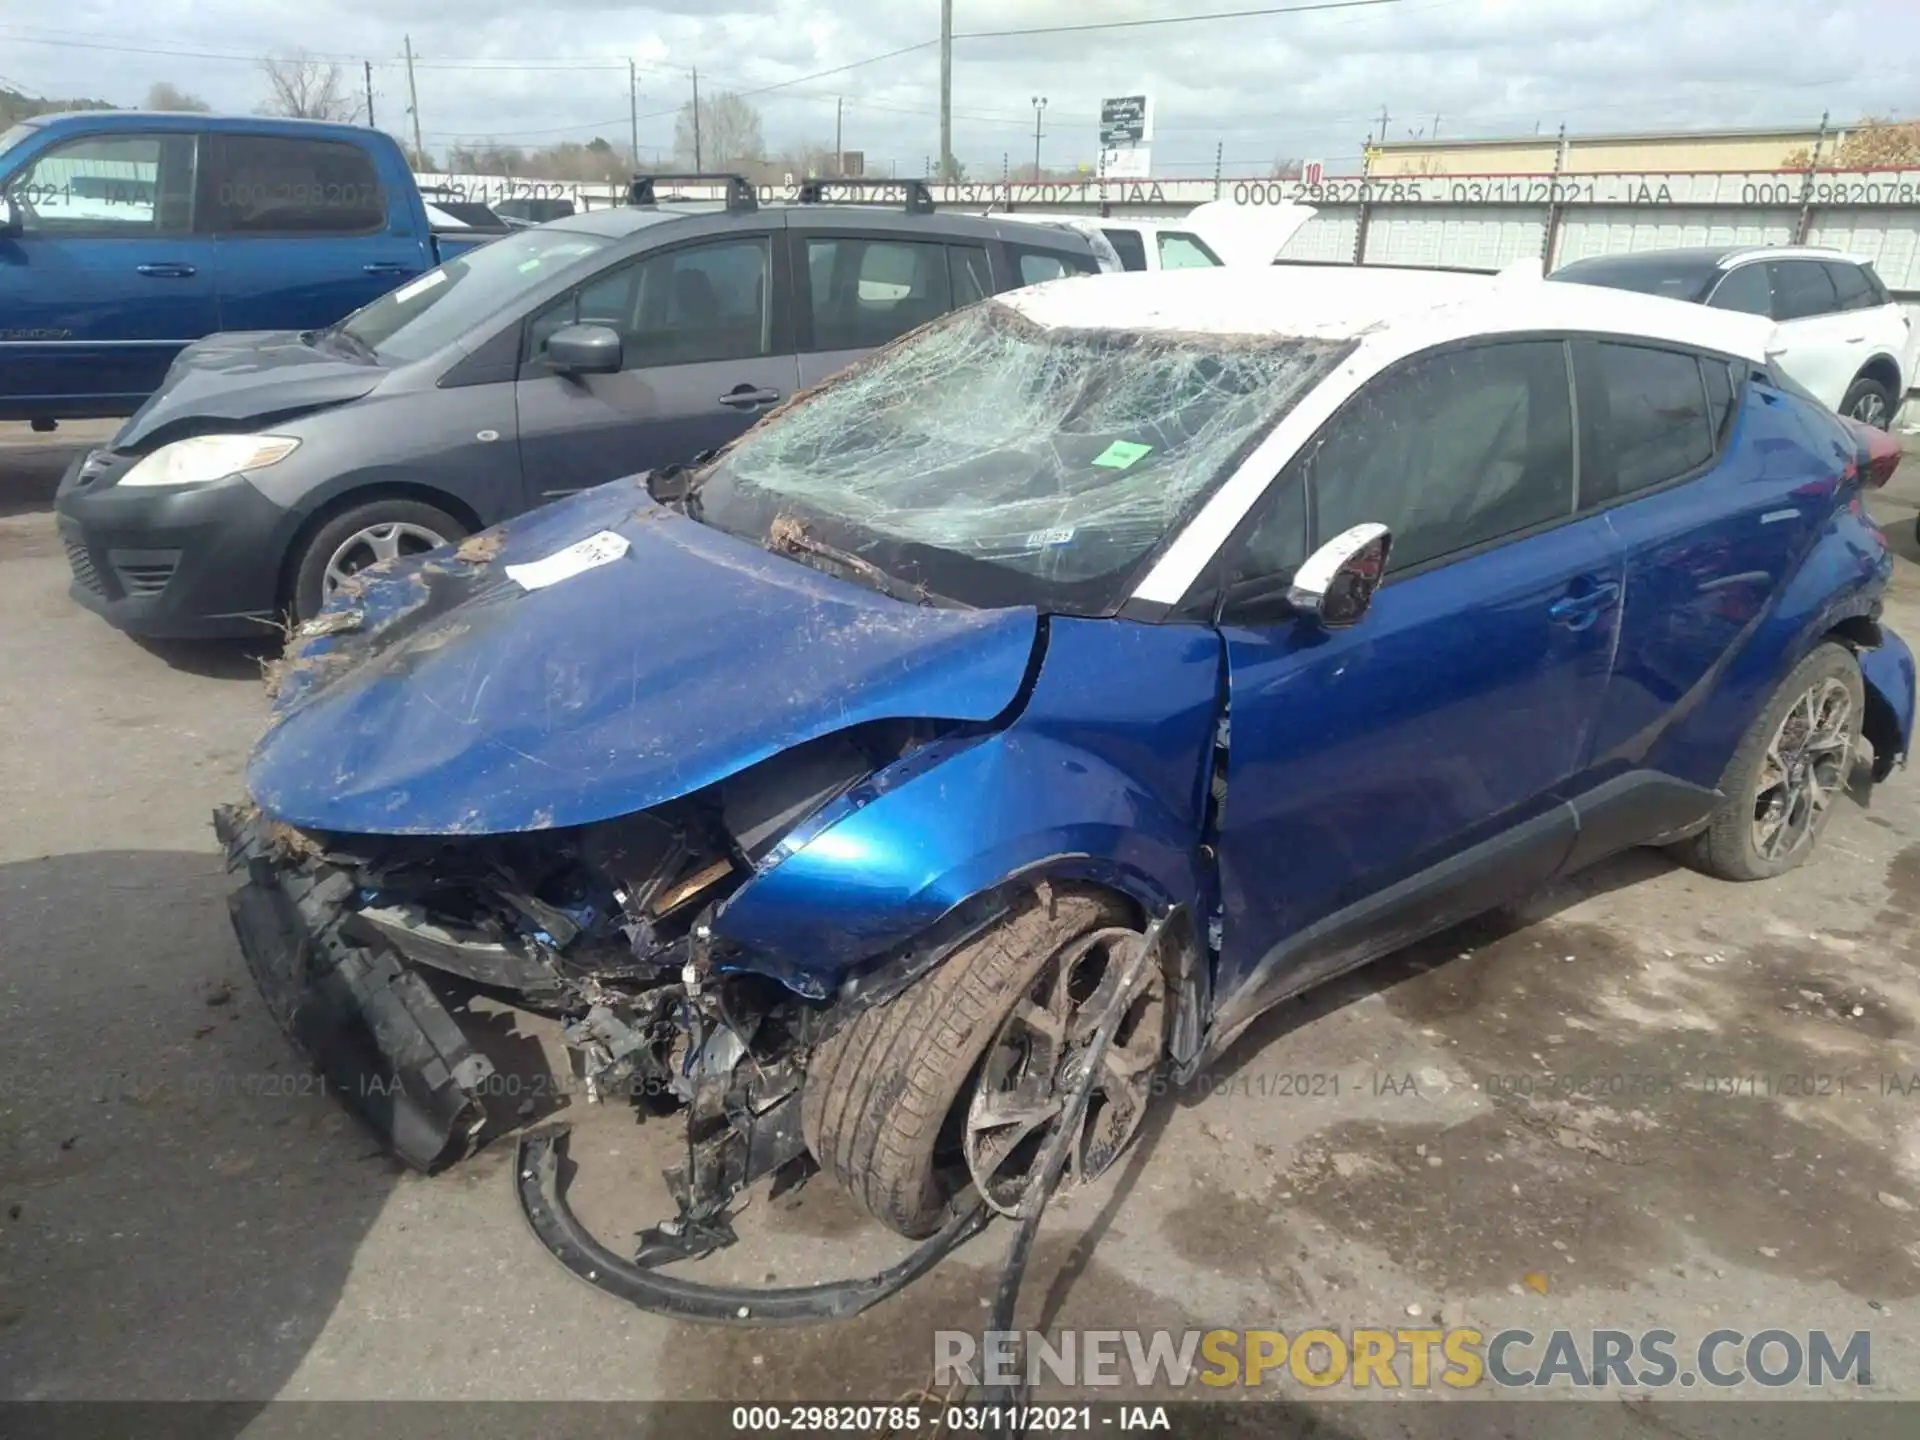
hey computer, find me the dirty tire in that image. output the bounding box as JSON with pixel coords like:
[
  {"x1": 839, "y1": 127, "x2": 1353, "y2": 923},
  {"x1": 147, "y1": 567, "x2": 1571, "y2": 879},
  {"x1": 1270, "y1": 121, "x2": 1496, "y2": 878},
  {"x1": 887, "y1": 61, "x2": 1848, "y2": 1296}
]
[
  {"x1": 289, "y1": 497, "x2": 467, "y2": 624},
  {"x1": 1674, "y1": 641, "x2": 1863, "y2": 882},
  {"x1": 1840, "y1": 375, "x2": 1896, "y2": 431},
  {"x1": 803, "y1": 886, "x2": 1131, "y2": 1239}
]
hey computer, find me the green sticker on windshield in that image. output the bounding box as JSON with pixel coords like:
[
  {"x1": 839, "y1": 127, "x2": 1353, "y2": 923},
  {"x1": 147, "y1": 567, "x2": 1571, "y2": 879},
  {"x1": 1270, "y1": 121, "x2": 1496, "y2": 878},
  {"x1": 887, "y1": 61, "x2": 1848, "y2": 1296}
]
[{"x1": 1092, "y1": 440, "x2": 1153, "y2": 470}]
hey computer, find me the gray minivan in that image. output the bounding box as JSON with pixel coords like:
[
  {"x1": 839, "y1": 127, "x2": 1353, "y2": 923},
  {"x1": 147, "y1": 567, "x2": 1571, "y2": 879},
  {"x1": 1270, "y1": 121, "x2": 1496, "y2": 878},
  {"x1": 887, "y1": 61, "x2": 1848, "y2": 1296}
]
[{"x1": 54, "y1": 177, "x2": 1104, "y2": 637}]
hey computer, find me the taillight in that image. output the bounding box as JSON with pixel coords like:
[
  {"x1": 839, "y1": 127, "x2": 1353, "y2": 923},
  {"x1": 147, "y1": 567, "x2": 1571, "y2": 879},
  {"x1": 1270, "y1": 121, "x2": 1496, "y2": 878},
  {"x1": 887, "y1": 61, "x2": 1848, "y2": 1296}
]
[{"x1": 1841, "y1": 416, "x2": 1902, "y2": 488}]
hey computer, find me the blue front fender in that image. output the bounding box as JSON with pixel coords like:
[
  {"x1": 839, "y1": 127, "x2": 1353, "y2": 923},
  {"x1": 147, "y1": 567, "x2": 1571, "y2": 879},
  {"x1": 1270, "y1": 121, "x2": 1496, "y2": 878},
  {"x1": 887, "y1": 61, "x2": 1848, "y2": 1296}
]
[{"x1": 712, "y1": 618, "x2": 1224, "y2": 992}]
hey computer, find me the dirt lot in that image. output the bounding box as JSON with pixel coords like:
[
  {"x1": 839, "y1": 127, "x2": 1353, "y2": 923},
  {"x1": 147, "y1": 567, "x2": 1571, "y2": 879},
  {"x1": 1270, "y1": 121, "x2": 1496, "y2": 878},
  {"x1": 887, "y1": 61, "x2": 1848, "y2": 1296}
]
[{"x1": 3, "y1": 419, "x2": 1920, "y2": 1420}]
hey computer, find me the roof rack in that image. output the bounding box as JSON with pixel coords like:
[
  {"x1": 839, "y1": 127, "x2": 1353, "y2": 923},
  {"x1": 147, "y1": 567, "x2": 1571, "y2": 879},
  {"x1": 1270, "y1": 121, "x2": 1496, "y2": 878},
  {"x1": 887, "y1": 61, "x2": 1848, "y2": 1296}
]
[
  {"x1": 628, "y1": 173, "x2": 758, "y2": 212},
  {"x1": 794, "y1": 177, "x2": 937, "y2": 215}
]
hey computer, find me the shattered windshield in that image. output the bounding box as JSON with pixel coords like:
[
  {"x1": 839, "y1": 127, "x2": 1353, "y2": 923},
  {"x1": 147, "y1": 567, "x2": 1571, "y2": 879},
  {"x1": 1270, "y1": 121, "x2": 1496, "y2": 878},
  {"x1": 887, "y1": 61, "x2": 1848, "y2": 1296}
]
[{"x1": 697, "y1": 301, "x2": 1349, "y2": 612}]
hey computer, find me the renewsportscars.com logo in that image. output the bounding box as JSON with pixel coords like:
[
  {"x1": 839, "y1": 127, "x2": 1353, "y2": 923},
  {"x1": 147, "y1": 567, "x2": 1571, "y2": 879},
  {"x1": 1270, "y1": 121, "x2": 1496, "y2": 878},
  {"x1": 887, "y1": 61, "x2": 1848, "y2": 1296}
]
[{"x1": 934, "y1": 1327, "x2": 1873, "y2": 1391}]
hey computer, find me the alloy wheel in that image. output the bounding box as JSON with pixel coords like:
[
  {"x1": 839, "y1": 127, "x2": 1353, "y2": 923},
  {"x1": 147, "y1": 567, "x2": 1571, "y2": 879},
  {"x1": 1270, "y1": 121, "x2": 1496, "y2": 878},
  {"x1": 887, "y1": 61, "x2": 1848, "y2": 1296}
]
[
  {"x1": 1849, "y1": 390, "x2": 1890, "y2": 428},
  {"x1": 963, "y1": 926, "x2": 1165, "y2": 1216},
  {"x1": 1751, "y1": 677, "x2": 1854, "y2": 862},
  {"x1": 322, "y1": 521, "x2": 450, "y2": 596}
]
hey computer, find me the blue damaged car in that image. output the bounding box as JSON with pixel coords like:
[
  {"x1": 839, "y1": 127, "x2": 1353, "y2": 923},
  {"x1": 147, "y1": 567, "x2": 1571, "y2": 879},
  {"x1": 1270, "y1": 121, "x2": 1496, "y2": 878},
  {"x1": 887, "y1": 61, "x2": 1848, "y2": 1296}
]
[{"x1": 218, "y1": 264, "x2": 1915, "y2": 1251}]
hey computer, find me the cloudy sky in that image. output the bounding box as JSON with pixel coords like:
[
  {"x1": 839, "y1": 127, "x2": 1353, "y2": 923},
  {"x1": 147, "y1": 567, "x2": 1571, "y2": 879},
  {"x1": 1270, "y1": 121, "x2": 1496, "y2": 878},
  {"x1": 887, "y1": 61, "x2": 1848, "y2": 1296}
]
[{"x1": 3, "y1": 0, "x2": 1917, "y2": 176}]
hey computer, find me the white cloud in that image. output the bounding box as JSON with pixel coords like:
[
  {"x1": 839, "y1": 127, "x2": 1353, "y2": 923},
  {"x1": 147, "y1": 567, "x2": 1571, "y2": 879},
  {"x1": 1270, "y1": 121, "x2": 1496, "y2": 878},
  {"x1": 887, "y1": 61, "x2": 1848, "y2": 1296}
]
[{"x1": 3, "y1": 0, "x2": 1916, "y2": 174}]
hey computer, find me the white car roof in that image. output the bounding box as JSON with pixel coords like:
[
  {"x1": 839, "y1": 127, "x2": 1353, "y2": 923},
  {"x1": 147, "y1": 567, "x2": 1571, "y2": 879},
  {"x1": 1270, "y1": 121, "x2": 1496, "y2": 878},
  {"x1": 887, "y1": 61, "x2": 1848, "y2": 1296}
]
[{"x1": 998, "y1": 264, "x2": 1776, "y2": 363}]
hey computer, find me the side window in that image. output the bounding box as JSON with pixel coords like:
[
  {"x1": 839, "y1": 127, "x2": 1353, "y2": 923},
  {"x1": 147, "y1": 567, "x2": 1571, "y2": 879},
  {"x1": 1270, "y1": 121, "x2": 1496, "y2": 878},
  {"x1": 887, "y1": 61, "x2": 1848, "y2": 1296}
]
[
  {"x1": 204, "y1": 135, "x2": 385, "y2": 235},
  {"x1": 1826, "y1": 262, "x2": 1877, "y2": 312},
  {"x1": 1768, "y1": 260, "x2": 1839, "y2": 321},
  {"x1": 1703, "y1": 357, "x2": 1738, "y2": 446},
  {"x1": 1156, "y1": 232, "x2": 1221, "y2": 269},
  {"x1": 1861, "y1": 263, "x2": 1893, "y2": 306},
  {"x1": 1707, "y1": 264, "x2": 1772, "y2": 316},
  {"x1": 1582, "y1": 343, "x2": 1716, "y2": 505},
  {"x1": 1100, "y1": 227, "x2": 1149, "y2": 271},
  {"x1": 5, "y1": 133, "x2": 196, "y2": 235},
  {"x1": 949, "y1": 244, "x2": 991, "y2": 307},
  {"x1": 803, "y1": 236, "x2": 953, "y2": 352},
  {"x1": 531, "y1": 237, "x2": 770, "y2": 369},
  {"x1": 1309, "y1": 341, "x2": 1574, "y2": 574},
  {"x1": 1010, "y1": 245, "x2": 1099, "y2": 286}
]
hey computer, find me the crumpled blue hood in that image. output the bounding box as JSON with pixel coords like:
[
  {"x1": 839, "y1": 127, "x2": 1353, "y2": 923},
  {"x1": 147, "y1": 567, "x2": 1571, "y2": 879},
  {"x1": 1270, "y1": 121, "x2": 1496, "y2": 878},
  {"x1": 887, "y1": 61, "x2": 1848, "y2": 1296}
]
[{"x1": 246, "y1": 479, "x2": 1039, "y2": 835}]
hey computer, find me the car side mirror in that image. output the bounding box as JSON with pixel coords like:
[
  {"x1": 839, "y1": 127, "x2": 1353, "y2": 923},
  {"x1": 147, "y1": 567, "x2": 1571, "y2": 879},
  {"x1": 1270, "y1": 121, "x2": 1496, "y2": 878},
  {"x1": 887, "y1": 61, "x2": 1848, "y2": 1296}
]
[
  {"x1": 1288, "y1": 522, "x2": 1391, "y2": 628},
  {"x1": 545, "y1": 323, "x2": 622, "y2": 375},
  {"x1": 0, "y1": 189, "x2": 22, "y2": 239}
]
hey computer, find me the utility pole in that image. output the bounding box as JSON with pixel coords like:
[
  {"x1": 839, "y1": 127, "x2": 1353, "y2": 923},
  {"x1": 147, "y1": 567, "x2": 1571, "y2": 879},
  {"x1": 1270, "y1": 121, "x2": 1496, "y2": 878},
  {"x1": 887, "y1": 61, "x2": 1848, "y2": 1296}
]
[
  {"x1": 939, "y1": 0, "x2": 954, "y2": 182},
  {"x1": 403, "y1": 36, "x2": 424, "y2": 166},
  {"x1": 1030, "y1": 96, "x2": 1047, "y2": 181},
  {"x1": 691, "y1": 66, "x2": 702, "y2": 168},
  {"x1": 628, "y1": 60, "x2": 639, "y2": 169},
  {"x1": 363, "y1": 60, "x2": 375, "y2": 128},
  {"x1": 834, "y1": 97, "x2": 843, "y2": 177},
  {"x1": 1376, "y1": 104, "x2": 1390, "y2": 145}
]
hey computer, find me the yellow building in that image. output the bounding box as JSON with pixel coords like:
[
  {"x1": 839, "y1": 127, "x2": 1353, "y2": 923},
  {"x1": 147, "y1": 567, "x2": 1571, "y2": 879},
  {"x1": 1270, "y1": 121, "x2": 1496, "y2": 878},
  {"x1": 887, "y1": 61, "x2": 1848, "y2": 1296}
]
[{"x1": 1364, "y1": 123, "x2": 1856, "y2": 176}]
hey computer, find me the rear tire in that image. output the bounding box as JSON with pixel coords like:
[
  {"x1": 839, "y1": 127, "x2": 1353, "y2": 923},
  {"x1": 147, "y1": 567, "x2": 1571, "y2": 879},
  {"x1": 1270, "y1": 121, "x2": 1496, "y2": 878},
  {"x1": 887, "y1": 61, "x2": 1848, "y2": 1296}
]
[
  {"x1": 289, "y1": 497, "x2": 467, "y2": 624},
  {"x1": 1840, "y1": 375, "x2": 1896, "y2": 431},
  {"x1": 802, "y1": 885, "x2": 1131, "y2": 1239},
  {"x1": 1675, "y1": 642, "x2": 1863, "y2": 881}
]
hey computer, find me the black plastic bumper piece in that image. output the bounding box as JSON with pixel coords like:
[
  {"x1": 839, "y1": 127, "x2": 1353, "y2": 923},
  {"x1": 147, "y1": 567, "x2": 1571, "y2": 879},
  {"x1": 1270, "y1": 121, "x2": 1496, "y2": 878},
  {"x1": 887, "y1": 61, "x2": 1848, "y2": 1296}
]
[
  {"x1": 515, "y1": 1126, "x2": 990, "y2": 1325},
  {"x1": 220, "y1": 809, "x2": 496, "y2": 1172}
]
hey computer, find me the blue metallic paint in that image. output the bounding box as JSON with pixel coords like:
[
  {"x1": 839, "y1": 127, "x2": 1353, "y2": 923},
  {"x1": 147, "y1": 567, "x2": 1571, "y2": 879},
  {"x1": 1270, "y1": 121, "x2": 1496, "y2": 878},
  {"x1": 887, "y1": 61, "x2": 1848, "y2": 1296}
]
[
  {"x1": 247, "y1": 482, "x2": 1039, "y2": 834},
  {"x1": 712, "y1": 618, "x2": 1222, "y2": 986}
]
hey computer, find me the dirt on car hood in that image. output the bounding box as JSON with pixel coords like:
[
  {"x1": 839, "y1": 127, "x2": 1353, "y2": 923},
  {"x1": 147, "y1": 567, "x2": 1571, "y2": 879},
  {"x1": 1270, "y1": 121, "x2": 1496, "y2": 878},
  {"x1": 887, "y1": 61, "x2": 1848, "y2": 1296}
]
[{"x1": 245, "y1": 479, "x2": 1040, "y2": 836}]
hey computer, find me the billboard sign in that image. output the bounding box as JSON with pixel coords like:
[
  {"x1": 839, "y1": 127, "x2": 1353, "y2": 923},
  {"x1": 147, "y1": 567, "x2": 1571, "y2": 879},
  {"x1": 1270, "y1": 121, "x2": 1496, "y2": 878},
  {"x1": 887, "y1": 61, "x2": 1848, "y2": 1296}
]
[{"x1": 1099, "y1": 95, "x2": 1151, "y2": 149}]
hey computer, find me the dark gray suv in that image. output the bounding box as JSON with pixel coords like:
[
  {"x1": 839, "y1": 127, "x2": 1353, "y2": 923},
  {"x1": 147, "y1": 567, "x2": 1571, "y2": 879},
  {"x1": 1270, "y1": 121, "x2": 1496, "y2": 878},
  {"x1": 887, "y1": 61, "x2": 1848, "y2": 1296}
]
[{"x1": 54, "y1": 176, "x2": 1104, "y2": 637}]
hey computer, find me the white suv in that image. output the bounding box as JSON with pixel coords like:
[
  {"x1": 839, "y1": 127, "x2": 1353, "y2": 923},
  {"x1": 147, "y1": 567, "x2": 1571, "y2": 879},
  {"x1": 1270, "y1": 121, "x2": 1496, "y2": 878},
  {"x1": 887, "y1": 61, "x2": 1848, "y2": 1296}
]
[
  {"x1": 990, "y1": 201, "x2": 1317, "y2": 275},
  {"x1": 1552, "y1": 245, "x2": 1913, "y2": 428}
]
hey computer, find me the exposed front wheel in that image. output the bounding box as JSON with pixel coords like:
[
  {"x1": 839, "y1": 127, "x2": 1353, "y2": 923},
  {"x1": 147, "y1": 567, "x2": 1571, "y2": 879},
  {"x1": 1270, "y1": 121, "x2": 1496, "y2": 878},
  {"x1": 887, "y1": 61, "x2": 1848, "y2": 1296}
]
[
  {"x1": 802, "y1": 886, "x2": 1164, "y2": 1239},
  {"x1": 1676, "y1": 642, "x2": 1863, "y2": 881},
  {"x1": 289, "y1": 498, "x2": 467, "y2": 624}
]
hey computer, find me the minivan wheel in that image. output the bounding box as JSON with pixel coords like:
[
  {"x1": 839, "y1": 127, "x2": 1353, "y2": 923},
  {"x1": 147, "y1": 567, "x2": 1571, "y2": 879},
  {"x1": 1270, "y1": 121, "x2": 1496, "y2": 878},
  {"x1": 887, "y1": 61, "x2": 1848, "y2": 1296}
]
[
  {"x1": 802, "y1": 885, "x2": 1158, "y2": 1239},
  {"x1": 289, "y1": 498, "x2": 467, "y2": 624},
  {"x1": 1840, "y1": 376, "x2": 1895, "y2": 430},
  {"x1": 1675, "y1": 642, "x2": 1863, "y2": 882}
]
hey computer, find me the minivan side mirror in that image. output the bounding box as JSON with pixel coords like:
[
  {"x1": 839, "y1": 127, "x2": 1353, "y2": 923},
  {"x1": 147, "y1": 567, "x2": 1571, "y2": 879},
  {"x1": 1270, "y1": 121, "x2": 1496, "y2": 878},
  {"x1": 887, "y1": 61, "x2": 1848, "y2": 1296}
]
[
  {"x1": 1288, "y1": 522, "x2": 1391, "y2": 628},
  {"x1": 545, "y1": 323, "x2": 622, "y2": 375}
]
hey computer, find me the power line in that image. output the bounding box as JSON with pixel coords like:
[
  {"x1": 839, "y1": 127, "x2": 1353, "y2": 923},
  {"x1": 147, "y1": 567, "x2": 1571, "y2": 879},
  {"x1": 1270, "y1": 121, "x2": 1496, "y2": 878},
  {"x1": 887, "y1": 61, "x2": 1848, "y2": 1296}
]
[{"x1": 955, "y1": 0, "x2": 1403, "y2": 41}]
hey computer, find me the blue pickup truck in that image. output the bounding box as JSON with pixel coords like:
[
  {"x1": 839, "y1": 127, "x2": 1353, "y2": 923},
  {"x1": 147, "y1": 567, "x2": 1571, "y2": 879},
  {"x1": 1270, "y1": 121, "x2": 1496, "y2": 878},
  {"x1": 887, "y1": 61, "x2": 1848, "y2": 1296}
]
[{"x1": 0, "y1": 111, "x2": 501, "y2": 425}]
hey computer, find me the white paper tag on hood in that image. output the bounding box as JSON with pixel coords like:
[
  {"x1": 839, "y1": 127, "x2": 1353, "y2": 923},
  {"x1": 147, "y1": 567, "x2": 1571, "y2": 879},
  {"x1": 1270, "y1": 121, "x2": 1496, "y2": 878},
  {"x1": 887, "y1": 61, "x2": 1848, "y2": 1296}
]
[{"x1": 505, "y1": 530, "x2": 631, "y2": 591}]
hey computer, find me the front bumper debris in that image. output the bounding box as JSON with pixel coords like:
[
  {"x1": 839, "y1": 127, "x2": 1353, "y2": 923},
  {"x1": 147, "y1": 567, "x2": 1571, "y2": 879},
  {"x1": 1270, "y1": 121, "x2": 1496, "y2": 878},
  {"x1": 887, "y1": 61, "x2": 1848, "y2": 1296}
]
[{"x1": 216, "y1": 805, "x2": 496, "y2": 1171}]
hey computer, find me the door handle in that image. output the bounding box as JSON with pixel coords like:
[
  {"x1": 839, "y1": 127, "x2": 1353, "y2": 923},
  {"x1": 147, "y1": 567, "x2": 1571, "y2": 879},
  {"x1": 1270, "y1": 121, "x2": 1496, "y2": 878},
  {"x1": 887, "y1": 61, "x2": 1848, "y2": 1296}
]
[
  {"x1": 1548, "y1": 581, "x2": 1620, "y2": 629},
  {"x1": 135, "y1": 262, "x2": 197, "y2": 278},
  {"x1": 1844, "y1": 334, "x2": 1867, "y2": 344},
  {"x1": 717, "y1": 386, "x2": 781, "y2": 409},
  {"x1": 363, "y1": 262, "x2": 412, "y2": 276}
]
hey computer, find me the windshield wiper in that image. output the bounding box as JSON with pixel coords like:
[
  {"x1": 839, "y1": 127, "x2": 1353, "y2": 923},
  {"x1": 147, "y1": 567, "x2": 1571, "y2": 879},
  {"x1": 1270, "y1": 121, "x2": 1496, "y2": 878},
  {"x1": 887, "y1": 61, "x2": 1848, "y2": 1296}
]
[{"x1": 766, "y1": 515, "x2": 937, "y2": 607}]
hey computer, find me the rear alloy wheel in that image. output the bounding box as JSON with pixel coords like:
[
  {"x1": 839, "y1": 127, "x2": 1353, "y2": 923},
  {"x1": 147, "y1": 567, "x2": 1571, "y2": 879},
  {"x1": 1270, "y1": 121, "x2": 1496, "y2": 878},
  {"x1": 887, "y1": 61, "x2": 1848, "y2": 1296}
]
[
  {"x1": 1840, "y1": 376, "x2": 1895, "y2": 431},
  {"x1": 289, "y1": 498, "x2": 467, "y2": 624},
  {"x1": 1676, "y1": 642, "x2": 1863, "y2": 881},
  {"x1": 802, "y1": 886, "x2": 1163, "y2": 1239}
]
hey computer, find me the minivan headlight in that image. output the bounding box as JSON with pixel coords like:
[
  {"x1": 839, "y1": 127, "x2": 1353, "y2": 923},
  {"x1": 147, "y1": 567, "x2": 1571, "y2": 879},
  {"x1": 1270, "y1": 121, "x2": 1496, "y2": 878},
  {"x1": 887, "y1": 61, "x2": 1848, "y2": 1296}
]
[{"x1": 119, "y1": 434, "x2": 301, "y2": 488}]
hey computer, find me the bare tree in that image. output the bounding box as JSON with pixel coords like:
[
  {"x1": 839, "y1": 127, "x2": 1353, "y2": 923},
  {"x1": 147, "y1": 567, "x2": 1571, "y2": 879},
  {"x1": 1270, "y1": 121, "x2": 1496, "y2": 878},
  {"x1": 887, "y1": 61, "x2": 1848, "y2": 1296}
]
[
  {"x1": 1269, "y1": 156, "x2": 1302, "y2": 179},
  {"x1": 1785, "y1": 118, "x2": 1920, "y2": 170},
  {"x1": 258, "y1": 52, "x2": 359, "y2": 122},
  {"x1": 146, "y1": 81, "x2": 211, "y2": 113},
  {"x1": 672, "y1": 91, "x2": 765, "y2": 168}
]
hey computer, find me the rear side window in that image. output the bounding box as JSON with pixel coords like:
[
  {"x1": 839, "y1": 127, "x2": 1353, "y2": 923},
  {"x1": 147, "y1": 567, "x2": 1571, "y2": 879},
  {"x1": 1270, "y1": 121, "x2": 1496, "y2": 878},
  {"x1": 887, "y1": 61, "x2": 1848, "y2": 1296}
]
[
  {"x1": 1101, "y1": 227, "x2": 1148, "y2": 271},
  {"x1": 1826, "y1": 262, "x2": 1879, "y2": 311},
  {"x1": 1157, "y1": 232, "x2": 1221, "y2": 269},
  {"x1": 1583, "y1": 342, "x2": 1716, "y2": 504},
  {"x1": 1862, "y1": 263, "x2": 1893, "y2": 305},
  {"x1": 1011, "y1": 245, "x2": 1098, "y2": 286},
  {"x1": 204, "y1": 134, "x2": 385, "y2": 234},
  {"x1": 1309, "y1": 340, "x2": 1575, "y2": 573},
  {"x1": 804, "y1": 236, "x2": 953, "y2": 352},
  {"x1": 1707, "y1": 264, "x2": 1772, "y2": 316},
  {"x1": 1767, "y1": 260, "x2": 1839, "y2": 321}
]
